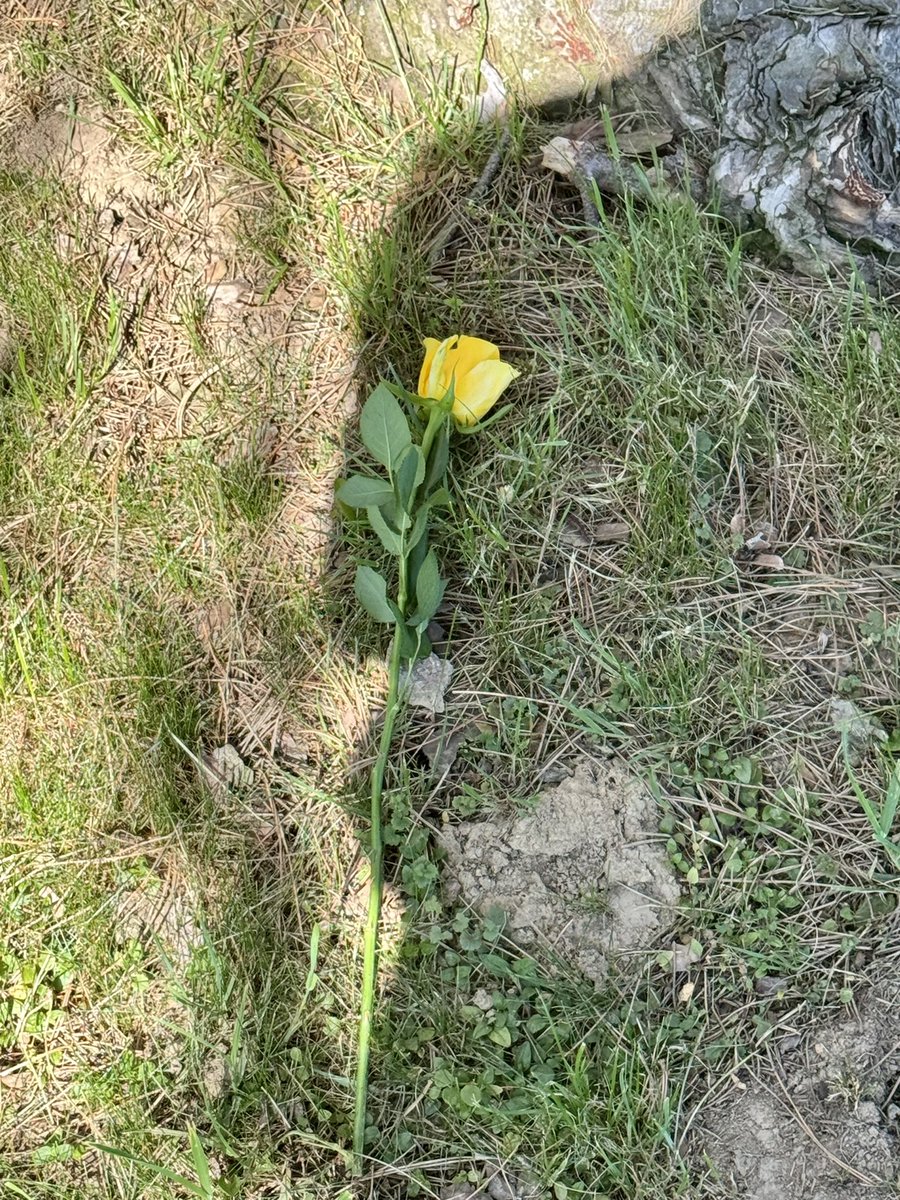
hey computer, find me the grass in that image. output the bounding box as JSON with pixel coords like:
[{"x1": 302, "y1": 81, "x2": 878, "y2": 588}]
[{"x1": 1, "y1": 0, "x2": 900, "y2": 1196}]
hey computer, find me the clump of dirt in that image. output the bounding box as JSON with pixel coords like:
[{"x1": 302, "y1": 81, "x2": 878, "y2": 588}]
[
  {"x1": 438, "y1": 756, "x2": 680, "y2": 984},
  {"x1": 701, "y1": 967, "x2": 900, "y2": 1199},
  {"x1": 115, "y1": 870, "x2": 204, "y2": 968},
  {"x1": 12, "y1": 102, "x2": 158, "y2": 208}
]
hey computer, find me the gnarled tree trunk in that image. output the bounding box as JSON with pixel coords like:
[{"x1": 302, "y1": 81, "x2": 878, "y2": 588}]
[
  {"x1": 359, "y1": 0, "x2": 900, "y2": 282},
  {"x1": 613, "y1": 0, "x2": 900, "y2": 282}
]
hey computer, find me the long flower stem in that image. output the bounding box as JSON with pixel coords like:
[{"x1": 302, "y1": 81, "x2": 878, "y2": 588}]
[
  {"x1": 352, "y1": 563, "x2": 408, "y2": 1172},
  {"x1": 352, "y1": 406, "x2": 448, "y2": 1175}
]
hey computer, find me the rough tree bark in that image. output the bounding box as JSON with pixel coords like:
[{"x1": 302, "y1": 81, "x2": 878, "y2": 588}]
[
  {"x1": 609, "y1": 0, "x2": 900, "y2": 283},
  {"x1": 358, "y1": 0, "x2": 900, "y2": 284}
]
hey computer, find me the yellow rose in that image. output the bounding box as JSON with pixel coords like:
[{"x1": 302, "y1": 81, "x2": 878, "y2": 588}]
[{"x1": 418, "y1": 335, "x2": 518, "y2": 427}]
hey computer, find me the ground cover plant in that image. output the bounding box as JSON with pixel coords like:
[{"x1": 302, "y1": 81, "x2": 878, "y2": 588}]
[{"x1": 0, "y1": 2, "x2": 898, "y2": 1198}]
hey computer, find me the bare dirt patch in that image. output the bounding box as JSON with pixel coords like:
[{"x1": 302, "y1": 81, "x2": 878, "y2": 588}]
[
  {"x1": 700, "y1": 965, "x2": 900, "y2": 1199},
  {"x1": 439, "y1": 756, "x2": 680, "y2": 984}
]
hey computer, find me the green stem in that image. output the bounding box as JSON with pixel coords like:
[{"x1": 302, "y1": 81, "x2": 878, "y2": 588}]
[
  {"x1": 420, "y1": 403, "x2": 446, "y2": 467},
  {"x1": 352, "y1": 555, "x2": 408, "y2": 1173}
]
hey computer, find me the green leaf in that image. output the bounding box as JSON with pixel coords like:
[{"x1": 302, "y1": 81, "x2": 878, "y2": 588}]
[
  {"x1": 407, "y1": 488, "x2": 451, "y2": 554},
  {"x1": 424, "y1": 421, "x2": 450, "y2": 493},
  {"x1": 407, "y1": 532, "x2": 430, "y2": 600},
  {"x1": 354, "y1": 566, "x2": 396, "y2": 624},
  {"x1": 360, "y1": 383, "x2": 411, "y2": 472},
  {"x1": 336, "y1": 474, "x2": 394, "y2": 509},
  {"x1": 367, "y1": 506, "x2": 403, "y2": 554},
  {"x1": 408, "y1": 549, "x2": 445, "y2": 628},
  {"x1": 426, "y1": 486, "x2": 450, "y2": 509},
  {"x1": 188, "y1": 1126, "x2": 214, "y2": 1199},
  {"x1": 394, "y1": 443, "x2": 425, "y2": 512},
  {"x1": 398, "y1": 624, "x2": 431, "y2": 661},
  {"x1": 382, "y1": 497, "x2": 411, "y2": 532},
  {"x1": 407, "y1": 508, "x2": 428, "y2": 554}
]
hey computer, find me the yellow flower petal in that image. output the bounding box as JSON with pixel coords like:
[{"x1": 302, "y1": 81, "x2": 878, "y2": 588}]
[
  {"x1": 451, "y1": 360, "x2": 519, "y2": 426},
  {"x1": 425, "y1": 335, "x2": 457, "y2": 400},
  {"x1": 418, "y1": 338, "x2": 442, "y2": 397},
  {"x1": 446, "y1": 336, "x2": 500, "y2": 381}
]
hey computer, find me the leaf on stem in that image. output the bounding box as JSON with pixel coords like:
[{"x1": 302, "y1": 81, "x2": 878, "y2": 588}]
[
  {"x1": 407, "y1": 487, "x2": 450, "y2": 552},
  {"x1": 394, "y1": 443, "x2": 425, "y2": 512},
  {"x1": 408, "y1": 548, "x2": 445, "y2": 628},
  {"x1": 367, "y1": 506, "x2": 403, "y2": 554},
  {"x1": 337, "y1": 475, "x2": 395, "y2": 509},
  {"x1": 354, "y1": 565, "x2": 397, "y2": 623},
  {"x1": 424, "y1": 421, "x2": 450, "y2": 493},
  {"x1": 360, "y1": 383, "x2": 411, "y2": 472}
]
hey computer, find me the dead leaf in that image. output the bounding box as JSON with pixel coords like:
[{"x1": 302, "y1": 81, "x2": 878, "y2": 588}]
[
  {"x1": 754, "y1": 553, "x2": 785, "y2": 570},
  {"x1": 305, "y1": 282, "x2": 327, "y2": 311},
  {"x1": 402, "y1": 654, "x2": 454, "y2": 715},
  {"x1": 593, "y1": 521, "x2": 630, "y2": 543},
  {"x1": 678, "y1": 980, "x2": 695, "y2": 1004},
  {"x1": 615, "y1": 126, "x2": 674, "y2": 155},
  {"x1": 205, "y1": 744, "x2": 254, "y2": 794},
  {"x1": 196, "y1": 599, "x2": 236, "y2": 652},
  {"x1": 203, "y1": 258, "x2": 229, "y2": 285},
  {"x1": 560, "y1": 517, "x2": 630, "y2": 547},
  {"x1": 205, "y1": 278, "x2": 253, "y2": 306},
  {"x1": 745, "y1": 522, "x2": 778, "y2": 551},
  {"x1": 754, "y1": 975, "x2": 789, "y2": 997},
  {"x1": 421, "y1": 721, "x2": 483, "y2": 774},
  {"x1": 671, "y1": 938, "x2": 704, "y2": 972},
  {"x1": 559, "y1": 117, "x2": 673, "y2": 156},
  {"x1": 829, "y1": 698, "x2": 886, "y2": 748},
  {"x1": 541, "y1": 136, "x2": 582, "y2": 178},
  {"x1": 476, "y1": 59, "x2": 507, "y2": 122},
  {"x1": 559, "y1": 515, "x2": 591, "y2": 547}
]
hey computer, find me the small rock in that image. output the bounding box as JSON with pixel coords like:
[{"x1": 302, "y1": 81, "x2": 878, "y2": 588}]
[
  {"x1": 856, "y1": 1101, "x2": 882, "y2": 1126},
  {"x1": 441, "y1": 1185, "x2": 484, "y2": 1200},
  {"x1": 205, "y1": 278, "x2": 253, "y2": 306},
  {"x1": 754, "y1": 975, "x2": 789, "y2": 997},
  {"x1": 470, "y1": 987, "x2": 494, "y2": 1011}
]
